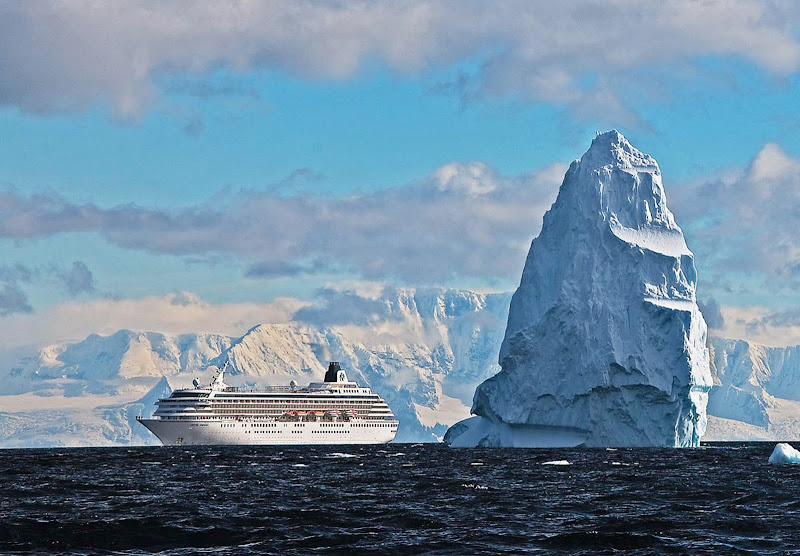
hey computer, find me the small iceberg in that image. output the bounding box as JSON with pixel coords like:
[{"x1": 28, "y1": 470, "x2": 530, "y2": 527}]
[{"x1": 768, "y1": 443, "x2": 800, "y2": 465}]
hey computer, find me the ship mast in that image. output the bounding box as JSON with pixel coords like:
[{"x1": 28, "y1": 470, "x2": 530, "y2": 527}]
[{"x1": 210, "y1": 360, "x2": 229, "y2": 391}]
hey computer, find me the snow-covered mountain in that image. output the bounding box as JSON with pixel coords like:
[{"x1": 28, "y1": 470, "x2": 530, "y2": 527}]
[
  {"x1": 705, "y1": 337, "x2": 800, "y2": 440},
  {"x1": 445, "y1": 130, "x2": 713, "y2": 447},
  {"x1": 0, "y1": 288, "x2": 510, "y2": 446}
]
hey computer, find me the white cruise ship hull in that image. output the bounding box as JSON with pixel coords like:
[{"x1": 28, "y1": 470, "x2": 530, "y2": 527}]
[
  {"x1": 137, "y1": 362, "x2": 399, "y2": 446},
  {"x1": 139, "y1": 418, "x2": 397, "y2": 446}
]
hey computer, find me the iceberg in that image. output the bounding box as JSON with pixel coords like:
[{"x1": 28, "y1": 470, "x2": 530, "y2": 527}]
[
  {"x1": 768, "y1": 443, "x2": 800, "y2": 465},
  {"x1": 445, "y1": 130, "x2": 713, "y2": 448}
]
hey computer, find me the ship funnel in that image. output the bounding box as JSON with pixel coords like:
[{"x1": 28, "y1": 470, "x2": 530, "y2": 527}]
[{"x1": 325, "y1": 362, "x2": 341, "y2": 382}]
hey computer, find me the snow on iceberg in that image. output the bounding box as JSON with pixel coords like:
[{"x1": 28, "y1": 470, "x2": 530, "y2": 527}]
[
  {"x1": 768, "y1": 443, "x2": 800, "y2": 465},
  {"x1": 445, "y1": 130, "x2": 713, "y2": 448}
]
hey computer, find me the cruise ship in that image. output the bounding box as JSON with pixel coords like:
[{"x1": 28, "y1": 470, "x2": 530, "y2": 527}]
[{"x1": 137, "y1": 362, "x2": 398, "y2": 445}]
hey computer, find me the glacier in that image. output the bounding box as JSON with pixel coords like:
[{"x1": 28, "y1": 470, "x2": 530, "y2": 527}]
[{"x1": 445, "y1": 130, "x2": 713, "y2": 448}]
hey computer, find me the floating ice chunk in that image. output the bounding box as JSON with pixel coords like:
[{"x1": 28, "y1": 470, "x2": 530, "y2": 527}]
[
  {"x1": 542, "y1": 460, "x2": 571, "y2": 466},
  {"x1": 769, "y1": 443, "x2": 800, "y2": 465}
]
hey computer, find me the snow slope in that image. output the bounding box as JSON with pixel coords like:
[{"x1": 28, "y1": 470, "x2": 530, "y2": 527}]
[{"x1": 445, "y1": 130, "x2": 713, "y2": 448}]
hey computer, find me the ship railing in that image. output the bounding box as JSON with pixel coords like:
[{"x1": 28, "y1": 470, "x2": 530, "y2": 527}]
[{"x1": 218, "y1": 385, "x2": 311, "y2": 393}]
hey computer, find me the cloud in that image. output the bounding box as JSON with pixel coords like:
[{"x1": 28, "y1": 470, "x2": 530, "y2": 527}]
[
  {"x1": 0, "y1": 161, "x2": 567, "y2": 284},
  {"x1": 293, "y1": 287, "x2": 404, "y2": 328},
  {"x1": 245, "y1": 260, "x2": 328, "y2": 279},
  {"x1": 430, "y1": 162, "x2": 501, "y2": 195},
  {"x1": 0, "y1": 264, "x2": 36, "y2": 316},
  {"x1": 56, "y1": 261, "x2": 95, "y2": 296},
  {"x1": 673, "y1": 142, "x2": 800, "y2": 295},
  {"x1": 0, "y1": 292, "x2": 306, "y2": 352},
  {"x1": 698, "y1": 298, "x2": 725, "y2": 330},
  {"x1": 169, "y1": 291, "x2": 204, "y2": 307},
  {"x1": 0, "y1": 261, "x2": 96, "y2": 316},
  {"x1": 711, "y1": 305, "x2": 800, "y2": 347},
  {"x1": 0, "y1": 284, "x2": 33, "y2": 317},
  {"x1": 1, "y1": 2, "x2": 799, "y2": 121},
  {"x1": 0, "y1": 264, "x2": 37, "y2": 285}
]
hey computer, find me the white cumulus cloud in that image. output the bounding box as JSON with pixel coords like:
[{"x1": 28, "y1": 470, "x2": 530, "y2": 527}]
[{"x1": 1, "y1": 1, "x2": 799, "y2": 122}]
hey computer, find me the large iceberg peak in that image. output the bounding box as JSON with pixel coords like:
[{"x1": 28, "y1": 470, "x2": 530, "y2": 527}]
[
  {"x1": 445, "y1": 131, "x2": 712, "y2": 448},
  {"x1": 582, "y1": 129, "x2": 656, "y2": 171},
  {"x1": 555, "y1": 130, "x2": 685, "y2": 257}
]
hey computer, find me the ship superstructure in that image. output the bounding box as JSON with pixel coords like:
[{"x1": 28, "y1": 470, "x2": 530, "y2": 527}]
[{"x1": 137, "y1": 362, "x2": 398, "y2": 445}]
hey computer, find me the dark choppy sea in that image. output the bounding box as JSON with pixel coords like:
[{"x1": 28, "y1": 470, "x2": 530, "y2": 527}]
[{"x1": 2, "y1": 442, "x2": 799, "y2": 555}]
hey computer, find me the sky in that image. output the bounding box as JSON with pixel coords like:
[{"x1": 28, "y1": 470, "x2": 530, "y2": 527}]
[{"x1": 2, "y1": 1, "x2": 800, "y2": 348}]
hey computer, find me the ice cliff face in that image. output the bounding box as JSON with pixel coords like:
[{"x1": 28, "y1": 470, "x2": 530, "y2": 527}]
[{"x1": 445, "y1": 130, "x2": 713, "y2": 448}]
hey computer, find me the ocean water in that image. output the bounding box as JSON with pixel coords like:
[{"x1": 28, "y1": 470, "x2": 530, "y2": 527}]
[{"x1": 1, "y1": 442, "x2": 799, "y2": 555}]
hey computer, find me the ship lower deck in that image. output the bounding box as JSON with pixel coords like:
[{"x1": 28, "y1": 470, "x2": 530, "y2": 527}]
[{"x1": 138, "y1": 418, "x2": 398, "y2": 446}]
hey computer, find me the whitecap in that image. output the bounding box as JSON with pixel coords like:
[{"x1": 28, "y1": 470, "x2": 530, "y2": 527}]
[{"x1": 542, "y1": 460, "x2": 571, "y2": 466}]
